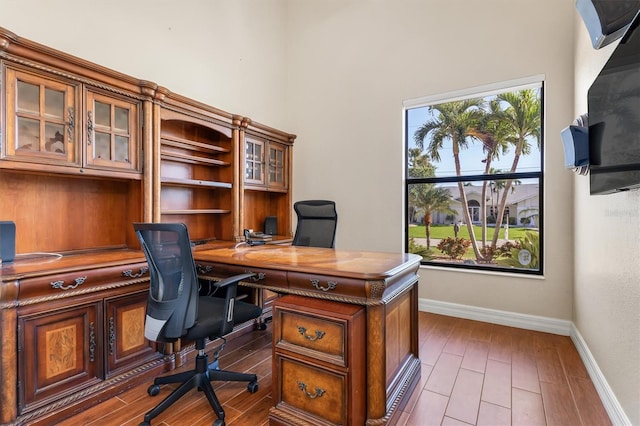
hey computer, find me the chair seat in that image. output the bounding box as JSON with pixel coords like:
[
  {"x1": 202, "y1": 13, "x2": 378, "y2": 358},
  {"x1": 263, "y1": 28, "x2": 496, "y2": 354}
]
[{"x1": 185, "y1": 296, "x2": 262, "y2": 341}]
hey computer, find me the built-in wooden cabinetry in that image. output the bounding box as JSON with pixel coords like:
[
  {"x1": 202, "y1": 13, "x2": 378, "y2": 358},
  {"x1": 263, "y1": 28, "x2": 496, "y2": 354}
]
[
  {"x1": 152, "y1": 89, "x2": 240, "y2": 242},
  {"x1": 0, "y1": 27, "x2": 295, "y2": 425},
  {"x1": 240, "y1": 120, "x2": 296, "y2": 238}
]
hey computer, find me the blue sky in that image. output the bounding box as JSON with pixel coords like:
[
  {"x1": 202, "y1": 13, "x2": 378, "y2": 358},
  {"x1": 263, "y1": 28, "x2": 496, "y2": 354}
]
[{"x1": 406, "y1": 105, "x2": 542, "y2": 177}]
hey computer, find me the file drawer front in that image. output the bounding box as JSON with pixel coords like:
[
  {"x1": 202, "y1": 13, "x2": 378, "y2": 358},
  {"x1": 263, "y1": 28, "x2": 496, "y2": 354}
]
[
  {"x1": 288, "y1": 271, "x2": 366, "y2": 298},
  {"x1": 279, "y1": 309, "x2": 345, "y2": 360},
  {"x1": 277, "y1": 355, "x2": 346, "y2": 425}
]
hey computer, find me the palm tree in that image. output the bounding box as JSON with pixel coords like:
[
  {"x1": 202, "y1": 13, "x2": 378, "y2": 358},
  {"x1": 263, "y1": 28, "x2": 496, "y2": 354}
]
[
  {"x1": 413, "y1": 98, "x2": 488, "y2": 259},
  {"x1": 411, "y1": 184, "x2": 455, "y2": 248},
  {"x1": 488, "y1": 89, "x2": 541, "y2": 249}
]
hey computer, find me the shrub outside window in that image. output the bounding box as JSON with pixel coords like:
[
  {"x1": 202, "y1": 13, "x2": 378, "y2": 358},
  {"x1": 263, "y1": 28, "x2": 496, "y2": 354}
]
[{"x1": 404, "y1": 78, "x2": 544, "y2": 275}]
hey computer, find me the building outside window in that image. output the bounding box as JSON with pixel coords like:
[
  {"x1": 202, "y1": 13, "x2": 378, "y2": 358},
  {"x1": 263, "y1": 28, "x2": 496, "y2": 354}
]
[{"x1": 404, "y1": 77, "x2": 544, "y2": 275}]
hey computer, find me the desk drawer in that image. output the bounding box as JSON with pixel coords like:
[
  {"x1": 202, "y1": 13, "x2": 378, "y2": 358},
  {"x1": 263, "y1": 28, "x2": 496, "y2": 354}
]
[
  {"x1": 196, "y1": 262, "x2": 288, "y2": 290},
  {"x1": 275, "y1": 355, "x2": 346, "y2": 425},
  {"x1": 18, "y1": 262, "x2": 149, "y2": 300},
  {"x1": 278, "y1": 308, "x2": 346, "y2": 365},
  {"x1": 288, "y1": 271, "x2": 367, "y2": 298}
]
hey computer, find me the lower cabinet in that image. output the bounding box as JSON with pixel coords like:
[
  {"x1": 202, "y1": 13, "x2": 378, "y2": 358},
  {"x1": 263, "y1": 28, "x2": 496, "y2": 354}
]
[
  {"x1": 105, "y1": 290, "x2": 156, "y2": 377},
  {"x1": 17, "y1": 286, "x2": 158, "y2": 415},
  {"x1": 19, "y1": 301, "x2": 103, "y2": 412},
  {"x1": 270, "y1": 295, "x2": 366, "y2": 426}
]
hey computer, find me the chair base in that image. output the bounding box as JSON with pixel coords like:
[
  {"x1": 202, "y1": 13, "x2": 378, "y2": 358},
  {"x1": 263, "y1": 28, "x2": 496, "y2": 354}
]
[{"x1": 139, "y1": 346, "x2": 258, "y2": 426}]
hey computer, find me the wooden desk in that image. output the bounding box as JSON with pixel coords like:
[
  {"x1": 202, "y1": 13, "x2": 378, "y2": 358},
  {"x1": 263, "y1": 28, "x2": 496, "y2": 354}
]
[{"x1": 193, "y1": 245, "x2": 422, "y2": 425}]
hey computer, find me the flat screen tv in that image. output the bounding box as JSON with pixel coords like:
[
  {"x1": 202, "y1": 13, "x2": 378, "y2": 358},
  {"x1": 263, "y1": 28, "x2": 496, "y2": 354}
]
[{"x1": 588, "y1": 9, "x2": 640, "y2": 194}]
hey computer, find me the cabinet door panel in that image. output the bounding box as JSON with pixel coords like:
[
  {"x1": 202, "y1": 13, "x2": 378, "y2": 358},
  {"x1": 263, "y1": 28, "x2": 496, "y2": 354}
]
[
  {"x1": 244, "y1": 137, "x2": 265, "y2": 185},
  {"x1": 4, "y1": 67, "x2": 78, "y2": 165},
  {"x1": 19, "y1": 302, "x2": 102, "y2": 411},
  {"x1": 86, "y1": 91, "x2": 139, "y2": 171},
  {"x1": 105, "y1": 290, "x2": 157, "y2": 376},
  {"x1": 268, "y1": 142, "x2": 287, "y2": 190}
]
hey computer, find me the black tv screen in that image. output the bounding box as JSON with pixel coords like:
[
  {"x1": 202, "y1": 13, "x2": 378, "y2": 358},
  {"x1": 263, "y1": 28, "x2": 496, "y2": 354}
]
[{"x1": 588, "y1": 10, "x2": 640, "y2": 194}]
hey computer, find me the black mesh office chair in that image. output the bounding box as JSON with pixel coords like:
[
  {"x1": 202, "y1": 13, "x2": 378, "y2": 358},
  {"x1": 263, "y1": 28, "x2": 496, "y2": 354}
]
[
  {"x1": 292, "y1": 200, "x2": 338, "y2": 248},
  {"x1": 133, "y1": 223, "x2": 261, "y2": 426}
]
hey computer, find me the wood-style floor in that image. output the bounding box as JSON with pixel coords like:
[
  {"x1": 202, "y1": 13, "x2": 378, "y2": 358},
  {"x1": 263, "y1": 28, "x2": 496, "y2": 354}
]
[{"x1": 59, "y1": 312, "x2": 611, "y2": 426}]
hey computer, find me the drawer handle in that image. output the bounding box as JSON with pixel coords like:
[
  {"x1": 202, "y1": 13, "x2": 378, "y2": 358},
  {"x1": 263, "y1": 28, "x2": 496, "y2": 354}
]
[
  {"x1": 297, "y1": 326, "x2": 325, "y2": 341},
  {"x1": 51, "y1": 276, "x2": 87, "y2": 290},
  {"x1": 297, "y1": 381, "x2": 326, "y2": 399},
  {"x1": 245, "y1": 271, "x2": 266, "y2": 281},
  {"x1": 122, "y1": 267, "x2": 148, "y2": 278},
  {"x1": 196, "y1": 264, "x2": 213, "y2": 274},
  {"x1": 310, "y1": 279, "x2": 337, "y2": 292}
]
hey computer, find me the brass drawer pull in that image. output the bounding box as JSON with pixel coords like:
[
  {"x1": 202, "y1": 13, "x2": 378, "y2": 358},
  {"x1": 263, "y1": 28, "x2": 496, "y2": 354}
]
[
  {"x1": 196, "y1": 264, "x2": 212, "y2": 274},
  {"x1": 51, "y1": 276, "x2": 87, "y2": 290},
  {"x1": 246, "y1": 271, "x2": 266, "y2": 281},
  {"x1": 310, "y1": 279, "x2": 337, "y2": 292},
  {"x1": 297, "y1": 381, "x2": 325, "y2": 399},
  {"x1": 297, "y1": 326, "x2": 325, "y2": 341},
  {"x1": 122, "y1": 267, "x2": 148, "y2": 278}
]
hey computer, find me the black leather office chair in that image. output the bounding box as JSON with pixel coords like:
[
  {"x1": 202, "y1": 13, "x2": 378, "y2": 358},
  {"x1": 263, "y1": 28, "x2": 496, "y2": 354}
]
[
  {"x1": 292, "y1": 200, "x2": 338, "y2": 248},
  {"x1": 133, "y1": 223, "x2": 261, "y2": 426}
]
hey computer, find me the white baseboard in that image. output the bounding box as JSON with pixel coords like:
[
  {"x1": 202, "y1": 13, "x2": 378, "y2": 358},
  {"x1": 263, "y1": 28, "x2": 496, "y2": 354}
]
[
  {"x1": 419, "y1": 298, "x2": 630, "y2": 425},
  {"x1": 419, "y1": 298, "x2": 572, "y2": 335},
  {"x1": 570, "y1": 326, "x2": 631, "y2": 426}
]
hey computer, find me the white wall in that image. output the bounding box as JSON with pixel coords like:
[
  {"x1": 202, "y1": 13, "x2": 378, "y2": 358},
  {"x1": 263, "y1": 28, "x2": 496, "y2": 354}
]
[
  {"x1": 0, "y1": 0, "x2": 289, "y2": 129},
  {"x1": 285, "y1": 0, "x2": 576, "y2": 320},
  {"x1": 573, "y1": 13, "x2": 640, "y2": 426}
]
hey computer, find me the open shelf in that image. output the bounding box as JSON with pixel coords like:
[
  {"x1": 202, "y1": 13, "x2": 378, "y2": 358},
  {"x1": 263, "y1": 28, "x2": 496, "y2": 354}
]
[
  {"x1": 161, "y1": 176, "x2": 232, "y2": 189},
  {"x1": 160, "y1": 151, "x2": 230, "y2": 166},
  {"x1": 161, "y1": 135, "x2": 230, "y2": 154},
  {"x1": 161, "y1": 209, "x2": 231, "y2": 215}
]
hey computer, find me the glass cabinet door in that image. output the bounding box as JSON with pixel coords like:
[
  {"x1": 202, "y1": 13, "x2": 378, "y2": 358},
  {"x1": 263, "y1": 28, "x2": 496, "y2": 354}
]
[
  {"x1": 86, "y1": 91, "x2": 138, "y2": 171},
  {"x1": 268, "y1": 142, "x2": 287, "y2": 189},
  {"x1": 245, "y1": 137, "x2": 265, "y2": 185},
  {"x1": 4, "y1": 68, "x2": 78, "y2": 164}
]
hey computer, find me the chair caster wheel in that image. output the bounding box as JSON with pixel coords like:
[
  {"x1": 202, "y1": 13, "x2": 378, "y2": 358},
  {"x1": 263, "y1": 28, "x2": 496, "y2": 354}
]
[
  {"x1": 139, "y1": 422, "x2": 151, "y2": 426},
  {"x1": 213, "y1": 419, "x2": 225, "y2": 426},
  {"x1": 147, "y1": 384, "x2": 160, "y2": 396},
  {"x1": 247, "y1": 381, "x2": 259, "y2": 393}
]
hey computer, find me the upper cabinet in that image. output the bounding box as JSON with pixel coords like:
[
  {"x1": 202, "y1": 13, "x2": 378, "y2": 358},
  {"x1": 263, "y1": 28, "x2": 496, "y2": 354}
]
[
  {"x1": 85, "y1": 89, "x2": 139, "y2": 172},
  {"x1": 4, "y1": 67, "x2": 78, "y2": 165},
  {"x1": 0, "y1": 27, "x2": 151, "y2": 255},
  {"x1": 243, "y1": 129, "x2": 292, "y2": 192},
  {"x1": 0, "y1": 25, "x2": 296, "y2": 253},
  {"x1": 2, "y1": 63, "x2": 142, "y2": 175},
  {"x1": 240, "y1": 120, "x2": 296, "y2": 240}
]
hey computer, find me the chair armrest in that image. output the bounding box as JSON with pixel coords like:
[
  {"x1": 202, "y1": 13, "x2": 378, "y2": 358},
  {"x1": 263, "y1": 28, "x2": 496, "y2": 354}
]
[
  {"x1": 213, "y1": 272, "x2": 256, "y2": 335},
  {"x1": 213, "y1": 272, "x2": 256, "y2": 288}
]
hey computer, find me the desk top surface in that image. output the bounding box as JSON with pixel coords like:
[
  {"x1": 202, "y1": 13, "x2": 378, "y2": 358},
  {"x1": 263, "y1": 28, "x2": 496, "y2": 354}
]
[
  {"x1": 0, "y1": 245, "x2": 422, "y2": 282},
  {"x1": 194, "y1": 245, "x2": 422, "y2": 280}
]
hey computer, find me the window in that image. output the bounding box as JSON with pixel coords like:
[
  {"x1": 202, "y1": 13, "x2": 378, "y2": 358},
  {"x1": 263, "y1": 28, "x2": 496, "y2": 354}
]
[{"x1": 404, "y1": 78, "x2": 543, "y2": 274}]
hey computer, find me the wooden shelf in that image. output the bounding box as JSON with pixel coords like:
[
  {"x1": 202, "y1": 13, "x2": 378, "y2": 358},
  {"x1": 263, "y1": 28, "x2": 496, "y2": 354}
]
[
  {"x1": 161, "y1": 209, "x2": 231, "y2": 215},
  {"x1": 160, "y1": 151, "x2": 230, "y2": 166},
  {"x1": 161, "y1": 176, "x2": 232, "y2": 189},
  {"x1": 161, "y1": 135, "x2": 230, "y2": 154}
]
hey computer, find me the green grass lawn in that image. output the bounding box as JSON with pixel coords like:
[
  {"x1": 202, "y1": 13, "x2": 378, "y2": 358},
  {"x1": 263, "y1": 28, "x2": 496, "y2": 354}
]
[{"x1": 408, "y1": 223, "x2": 533, "y2": 241}]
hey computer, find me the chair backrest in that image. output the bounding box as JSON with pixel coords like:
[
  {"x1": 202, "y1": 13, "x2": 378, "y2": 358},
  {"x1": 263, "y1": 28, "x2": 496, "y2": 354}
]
[
  {"x1": 133, "y1": 222, "x2": 199, "y2": 342},
  {"x1": 292, "y1": 200, "x2": 337, "y2": 248}
]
